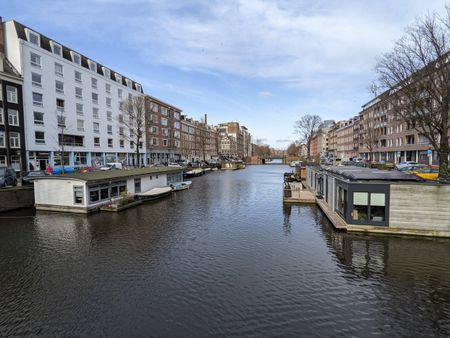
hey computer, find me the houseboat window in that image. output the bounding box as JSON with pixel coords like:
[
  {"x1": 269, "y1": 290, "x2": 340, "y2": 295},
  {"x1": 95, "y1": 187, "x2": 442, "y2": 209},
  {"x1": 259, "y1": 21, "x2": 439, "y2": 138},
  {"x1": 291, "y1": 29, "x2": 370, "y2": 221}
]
[
  {"x1": 100, "y1": 188, "x2": 109, "y2": 200},
  {"x1": 370, "y1": 193, "x2": 386, "y2": 222},
  {"x1": 90, "y1": 190, "x2": 99, "y2": 202},
  {"x1": 352, "y1": 192, "x2": 369, "y2": 221},
  {"x1": 111, "y1": 186, "x2": 118, "y2": 197},
  {"x1": 73, "y1": 186, "x2": 84, "y2": 204},
  {"x1": 134, "y1": 178, "x2": 141, "y2": 193},
  {"x1": 119, "y1": 185, "x2": 126, "y2": 193},
  {"x1": 335, "y1": 186, "x2": 347, "y2": 216}
]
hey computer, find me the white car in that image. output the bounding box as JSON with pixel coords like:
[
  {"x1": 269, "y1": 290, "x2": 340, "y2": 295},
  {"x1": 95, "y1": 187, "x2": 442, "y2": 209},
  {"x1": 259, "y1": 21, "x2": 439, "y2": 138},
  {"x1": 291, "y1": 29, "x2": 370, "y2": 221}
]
[{"x1": 100, "y1": 162, "x2": 123, "y2": 171}]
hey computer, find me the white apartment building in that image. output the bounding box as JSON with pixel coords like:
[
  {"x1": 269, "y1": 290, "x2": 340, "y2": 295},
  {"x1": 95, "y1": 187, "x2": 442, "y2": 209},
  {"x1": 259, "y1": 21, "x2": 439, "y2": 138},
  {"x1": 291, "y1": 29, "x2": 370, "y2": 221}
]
[{"x1": 2, "y1": 20, "x2": 145, "y2": 170}]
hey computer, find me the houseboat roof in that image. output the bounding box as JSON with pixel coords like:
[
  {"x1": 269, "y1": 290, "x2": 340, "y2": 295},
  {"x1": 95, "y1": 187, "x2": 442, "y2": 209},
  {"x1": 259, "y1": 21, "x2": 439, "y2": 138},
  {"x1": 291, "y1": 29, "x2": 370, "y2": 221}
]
[
  {"x1": 38, "y1": 167, "x2": 183, "y2": 183},
  {"x1": 324, "y1": 166, "x2": 422, "y2": 182}
]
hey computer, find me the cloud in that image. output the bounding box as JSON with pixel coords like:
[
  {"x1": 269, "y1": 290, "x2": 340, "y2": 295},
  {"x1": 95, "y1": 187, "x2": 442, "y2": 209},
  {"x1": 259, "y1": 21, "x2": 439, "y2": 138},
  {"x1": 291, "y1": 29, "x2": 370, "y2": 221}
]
[
  {"x1": 258, "y1": 91, "x2": 273, "y2": 97},
  {"x1": 276, "y1": 139, "x2": 291, "y2": 143}
]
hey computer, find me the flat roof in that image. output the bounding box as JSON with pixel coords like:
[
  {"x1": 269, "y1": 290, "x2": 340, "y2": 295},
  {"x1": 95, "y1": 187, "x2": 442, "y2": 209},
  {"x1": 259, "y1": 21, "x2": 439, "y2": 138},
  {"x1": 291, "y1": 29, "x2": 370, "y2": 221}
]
[
  {"x1": 38, "y1": 167, "x2": 183, "y2": 182},
  {"x1": 323, "y1": 166, "x2": 423, "y2": 182}
]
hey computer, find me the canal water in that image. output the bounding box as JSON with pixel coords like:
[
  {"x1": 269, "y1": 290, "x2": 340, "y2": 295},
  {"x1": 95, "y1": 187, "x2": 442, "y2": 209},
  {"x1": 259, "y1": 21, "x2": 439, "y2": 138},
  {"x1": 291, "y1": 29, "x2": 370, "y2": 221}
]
[{"x1": 0, "y1": 165, "x2": 449, "y2": 336}]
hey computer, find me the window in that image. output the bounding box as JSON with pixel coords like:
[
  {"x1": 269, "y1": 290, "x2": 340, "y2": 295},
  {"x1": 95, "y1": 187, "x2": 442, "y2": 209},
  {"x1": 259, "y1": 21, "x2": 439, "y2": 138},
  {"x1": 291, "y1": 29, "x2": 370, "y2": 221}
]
[
  {"x1": 352, "y1": 192, "x2": 369, "y2": 221},
  {"x1": 56, "y1": 98, "x2": 65, "y2": 112},
  {"x1": 51, "y1": 41, "x2": 62, "y2": 56},
  {"x1": 57, "y1": 114, "x2": 66, "y2": 127},
  {"x1": 73, "y1": 186, "x2": 84, "y2": 204},
  {"x1": 30, "y1": 52, "x2": 41, "y2": 68},
  {"x1": 92, "y1": 92, "x2": 98, "y2": 104},
  {"x1": 0, "y1": 108, "x2": 3, "y2": 124},
  {"x1": 93, "y1": 107, "x2": 99, "y2": 119},
  {"x1": 55, "y1": 80, "x2": 64, "y2": 94},
  {"x1": 336, "y1": 186, "x2": 347, "y2": 216},
  {"x1": 35, "y1": 131, "x2": 45, "y2": 144},
  {"x1": 152, "y1": 137, "x2": 158, "y2": 145},
  {"x1": 93, "y1": 122, "x2": 100, "y2": 133},
  {"x1": 174, "y1": 112, "x2": 180, "y2": 120},
  {"x1": 34, "y1": 111, "x2": 44, "y2": 125},
  {"x1": 128, "y1": 93, "x2": 132, "y2": 100},
  {"x1": 136, "y1": 84, "x2": 141, "y2": 92},
  {"x1": 0, "y1": 155, "x2": 5, "y2": 165},
  {"x1": 118, "y1": 88, "x2": 122, "y2": 98},
  {"x1": 125, "y1": 79, "x2": 132, "y2": 88},
  {"x1": 370, "y1": 193, "x2": 386, "y2": 222},
  {"x1": 75, "y1": 87, "x2": 83, "y2": 99},
  {"x1": 91, "y1": 77, "x2": 98, "y2": 89},
  {"x1": 119, "y1": 139, "x2": 124, "y2": 148},
  {"x1": 108, "y1": 138, "x2": 113, "y2": 147},
  {"x1": 32, "y1": 72, "x2": 42, "y2": 87},
  {"x1": 174, "y1": 130, "x2": 180, "y2": 138},
  {"x1": 107, "y1": 125, "x2": 113, "y2": 134},
  {"x1": 162, "y1": 128, "x2": 168, "y2": 137},
  {"x1": 115, "y1": 73, "x2": 122, "y2": 83},
  {"x1": 77, "y1": 119, "x2": 84, "y2": 131},
  {"x1": 134, "y1": 178, "x2": 141, "y2": 193},
  {"x1": 107, "y1": 111, "x2": 112, "y2": 121},
  {"x1": 174, "y1": 121, "x2": 180, "y2": 129},
  {"x1": 105, "y1": 83, "x2": 111, "y2": 94},
  {"x1": 90, "y1": 190, "x2": 99, "y2": 203},
  {"x1": 74, "y1": 70, "x2": 82, "y2": 83},
  {"x1": 162, "y1": 139, "x2": 168, "y2": 146},
  {"x1": 76, "y1": 103, "x2": 83, "y2": 115},
  {"x1": 352, "y1": 192, "x2": 386, "y2": 223},
  {"x1": 106, "y1": 97, "x2": 112, "y2": 107},
  {"x1": 27, "y1": 30, "x2": 40, "y2": 45},
  {"x1": 71, "y1": 52, "x2": 81, "y2": 65},
  {"x1": 9, "y1": 132, "x2": 20, "y2": 148},
  {"x1": 6, "y1": 86, "x2": 17, "y2": 103},
  {"x1": 161, "y1": 107, "x2": 168, "y2": 115},
  {"x1": 89, "y1": 60, "x2": 96, "y2": 72},
  {"x1": 150, "y1": 126, "x2": 158, "y2": 134},
  {"x1": 118, "y1": 114, "x2": 123, "y2": 123},
  {"x1": 103, "y1": 67, "x2": 111, "y2": 79},
  {"x1": 0, "y1": 131, "x2": 4, "y2": 147},
  {"x1": 33, "y1": 92, "x2": 43, "y2": 106},
  {"x1": 7, "y1": 110, "x2": 19, "y2": 126},
  {"x1": 161, "y1": 118, "x2": 168, "y2": 126},
  {"x1": 55, "y1": 63, "x2": 63, "y2": 77},
  {"x1": 100, "y1": 187, "x2": 109, "y2": 200},
  {"x1": 94, "y1": 137, "x2": 100, "y2": 147},
  {"x1": 119, "y1": 127, "x2": 124, "y2": 136}
]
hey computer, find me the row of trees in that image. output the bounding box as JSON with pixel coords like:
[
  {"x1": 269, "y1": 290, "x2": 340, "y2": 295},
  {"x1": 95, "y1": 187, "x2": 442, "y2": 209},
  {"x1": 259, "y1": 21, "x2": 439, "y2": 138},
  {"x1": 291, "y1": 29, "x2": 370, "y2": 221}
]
[{"x1": 294, "y1": 7, "x2": 450, "y2": 178}]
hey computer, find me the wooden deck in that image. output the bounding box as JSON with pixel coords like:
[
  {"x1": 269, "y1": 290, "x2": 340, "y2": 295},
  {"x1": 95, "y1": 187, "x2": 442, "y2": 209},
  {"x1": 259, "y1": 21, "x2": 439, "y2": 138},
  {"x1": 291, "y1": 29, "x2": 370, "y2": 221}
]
[
  {"x1": 283, "y1": 182, "x2": 316, "y2": 204},
  {"x1": 315, "y1": 198, "x2": 348, "y2": 230}
]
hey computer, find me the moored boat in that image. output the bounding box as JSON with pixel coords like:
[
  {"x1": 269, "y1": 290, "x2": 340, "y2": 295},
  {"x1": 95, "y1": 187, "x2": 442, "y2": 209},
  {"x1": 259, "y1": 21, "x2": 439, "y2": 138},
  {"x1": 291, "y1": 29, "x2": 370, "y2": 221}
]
[
  {"x1": 171, "y1": 180, "x2": 192, "y2": 191},
  {"x1": 135, "y1": 186, "x2": 173, "y2": 201},
  {"x1": 184, "y1": 168, "x2": 204, "y2": 177}
]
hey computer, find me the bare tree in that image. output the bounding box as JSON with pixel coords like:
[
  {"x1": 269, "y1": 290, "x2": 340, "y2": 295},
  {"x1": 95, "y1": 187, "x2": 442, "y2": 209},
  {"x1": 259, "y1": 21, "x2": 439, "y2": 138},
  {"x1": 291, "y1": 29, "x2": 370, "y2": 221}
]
[
  {"x1": 359, "y1": 113, "x2": 378, "y2": 162},
  {"x1": 286, "y1": 142, "x2": 301, "y2": 156},
  {"x1": 119, "y1": 95, "x2": 146, "y2": 167},
  {"x1": 376, "y1": 9, "x2": 450, "y2": 178},
  {"x1": 294, "y1": 114, "x2": 322, "y2": 159}
]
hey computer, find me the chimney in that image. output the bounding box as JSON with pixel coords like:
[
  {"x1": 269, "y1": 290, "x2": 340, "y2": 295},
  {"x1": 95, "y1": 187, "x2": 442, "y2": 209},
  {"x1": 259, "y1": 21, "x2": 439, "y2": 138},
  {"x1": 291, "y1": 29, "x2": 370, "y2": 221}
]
[
  {"x1": 0, "y1": 16, "x2": 4, "y2": 54},
  {"x1": 204, "y1": 113, "x2": 208, "y2": 125}
]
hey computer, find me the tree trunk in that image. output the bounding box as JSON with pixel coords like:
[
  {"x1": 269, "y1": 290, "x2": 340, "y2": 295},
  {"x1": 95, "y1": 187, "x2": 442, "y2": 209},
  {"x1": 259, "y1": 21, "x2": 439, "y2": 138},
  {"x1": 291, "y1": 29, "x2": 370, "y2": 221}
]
[{"x1": 438, "y1": 135, "x2": 450, "y2": 178}]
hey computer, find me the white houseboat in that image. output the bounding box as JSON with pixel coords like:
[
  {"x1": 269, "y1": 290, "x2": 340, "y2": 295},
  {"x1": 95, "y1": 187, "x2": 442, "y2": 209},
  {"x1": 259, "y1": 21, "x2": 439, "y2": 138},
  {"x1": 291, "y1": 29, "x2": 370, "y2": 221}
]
[{"x1": 34, "y1": 167, "x2": 183, "y2": 213}]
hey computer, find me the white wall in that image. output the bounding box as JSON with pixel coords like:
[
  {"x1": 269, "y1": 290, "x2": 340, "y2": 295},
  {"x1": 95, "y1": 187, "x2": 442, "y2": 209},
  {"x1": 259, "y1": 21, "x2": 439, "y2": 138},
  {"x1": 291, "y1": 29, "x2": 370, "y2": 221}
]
[
  {"x1": 34, "y1": 179, "x2": 87, "y2": 206},
  {"x1": 126, "y1": 173, "x2": 167, "y2": 194}
]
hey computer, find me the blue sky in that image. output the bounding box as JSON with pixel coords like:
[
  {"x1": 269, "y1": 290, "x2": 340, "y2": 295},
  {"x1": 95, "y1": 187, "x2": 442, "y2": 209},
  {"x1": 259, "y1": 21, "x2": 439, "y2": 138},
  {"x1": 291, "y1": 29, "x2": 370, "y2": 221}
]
[{"x1": 2, "y1": 0, "x2": 447, "y2": 147}]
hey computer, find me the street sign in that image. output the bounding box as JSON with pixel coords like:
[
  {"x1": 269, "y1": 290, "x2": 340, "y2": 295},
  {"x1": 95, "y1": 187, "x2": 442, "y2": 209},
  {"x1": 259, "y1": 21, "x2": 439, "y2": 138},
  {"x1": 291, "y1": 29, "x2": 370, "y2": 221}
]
[{"x1": 427, "y1": 149, "x2": 432, "y2": 156}]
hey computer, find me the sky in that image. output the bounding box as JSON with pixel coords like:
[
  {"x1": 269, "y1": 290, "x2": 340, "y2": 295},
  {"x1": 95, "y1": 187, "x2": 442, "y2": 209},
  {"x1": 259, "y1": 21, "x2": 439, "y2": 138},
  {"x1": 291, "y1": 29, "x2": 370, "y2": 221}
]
[{"x1": 1, "y1": 0, "x2": 447, "y2": 147}]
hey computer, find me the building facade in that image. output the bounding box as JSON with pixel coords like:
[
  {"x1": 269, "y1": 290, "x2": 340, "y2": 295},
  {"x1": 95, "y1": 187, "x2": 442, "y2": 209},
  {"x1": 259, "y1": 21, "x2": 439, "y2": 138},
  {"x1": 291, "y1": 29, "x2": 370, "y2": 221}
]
[
  {"x1": 217, "y1": 121, "x2": 251, "y2": 159},
  {"x1": 2, "y1": 20, "x2": 144, "y2": 170},
  {"x1": 180, "y1": 114, "x2": 218, "y2": 162},
  {"x1": 0, "y1": 52, "x2": 26, "y2": 171}
]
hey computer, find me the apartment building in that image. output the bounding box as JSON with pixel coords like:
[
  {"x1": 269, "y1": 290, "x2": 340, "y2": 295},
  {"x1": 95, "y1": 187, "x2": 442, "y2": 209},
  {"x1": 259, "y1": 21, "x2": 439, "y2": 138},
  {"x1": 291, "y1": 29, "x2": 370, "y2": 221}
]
[
  {"x1": 2, "y1": 20, "x2": 144, "y2": 169},
  {"x1": 336, "y1": 117, "x2": 358, "y2": 160},
  {"x1": 217, "y1": 121, "x2": 251, "y2": 159},
  {"x1": 180, "y1": 114, "x2": 218, "y2": 162},
  {"x1": 0, "y1": 52, "x2": 26, "y2": 171},
  {"x1": 145, "y1": 95, "x2": 182, "y2": 164}
]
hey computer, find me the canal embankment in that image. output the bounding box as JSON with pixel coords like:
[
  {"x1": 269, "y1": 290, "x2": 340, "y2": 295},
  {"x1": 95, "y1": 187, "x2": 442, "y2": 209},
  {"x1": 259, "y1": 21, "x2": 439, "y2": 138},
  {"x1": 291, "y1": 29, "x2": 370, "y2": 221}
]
[{"x1": 0, "y1": 186, "x2": 34, "y2": 213}]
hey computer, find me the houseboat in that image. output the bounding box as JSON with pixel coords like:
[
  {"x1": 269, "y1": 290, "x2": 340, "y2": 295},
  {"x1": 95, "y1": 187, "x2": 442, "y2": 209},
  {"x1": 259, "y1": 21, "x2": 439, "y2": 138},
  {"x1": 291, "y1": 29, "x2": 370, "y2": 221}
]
[
  {"x1": 33, "y1": 167, "x2": 184, "y2": 213},
  {"x1": 305, "y1": 166, "x2": 450, "y2": 237}
]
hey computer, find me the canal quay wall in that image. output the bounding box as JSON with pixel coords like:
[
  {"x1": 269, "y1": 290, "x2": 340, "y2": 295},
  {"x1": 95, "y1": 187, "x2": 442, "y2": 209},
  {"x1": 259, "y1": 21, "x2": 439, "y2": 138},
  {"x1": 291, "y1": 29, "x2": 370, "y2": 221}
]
[{"x1": 0, "y1": 186, "x2": 34, "y2": 213}]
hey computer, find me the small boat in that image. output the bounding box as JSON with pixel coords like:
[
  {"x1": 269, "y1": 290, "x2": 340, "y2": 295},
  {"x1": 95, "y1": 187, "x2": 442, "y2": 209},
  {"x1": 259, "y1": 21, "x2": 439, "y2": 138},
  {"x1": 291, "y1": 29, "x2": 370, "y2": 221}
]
[
  {"x1": 184, "y1": 168, "x2": 204, "y2": 177},
  {"x1": 135, "y1": 186, "x2": 173, "y2": 201},
  {"x1": 171, "y1": 180, "x2": 192, "y2": 191}
]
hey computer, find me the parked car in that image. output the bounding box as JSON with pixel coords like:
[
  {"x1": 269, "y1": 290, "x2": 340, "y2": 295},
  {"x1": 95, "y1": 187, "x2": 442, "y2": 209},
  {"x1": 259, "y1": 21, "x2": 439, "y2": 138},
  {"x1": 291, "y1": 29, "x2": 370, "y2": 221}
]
[
  {"x1": 396, "y1": 161, "x2": 419, "y2": 169},
  {"x1": 100, "y1": 162, "x2": 123, "y2": 171},
  {"x1": 52, "y1": 166, "x2": 77, "y2": 174},
  {"x1": 0, "y1": 167, "x2": 17, "y2": 187},
  {"x1": 397, "y1": 164, "x2": 428, "y2": 173},
  {"x1": 22, "y1": 170, "x2": 48, "y2": 184}
]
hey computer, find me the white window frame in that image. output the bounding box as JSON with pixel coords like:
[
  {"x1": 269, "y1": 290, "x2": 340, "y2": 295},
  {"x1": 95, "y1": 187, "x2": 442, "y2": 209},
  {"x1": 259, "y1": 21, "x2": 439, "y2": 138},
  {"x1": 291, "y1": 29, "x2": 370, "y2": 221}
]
[
  {"x1": 103, "y1": 67, "x2": 111, "y2": 79},
  {"x1": 108, "y1": 138, "x2": 113, "y2": 148},
  {"x1": 30, "y1": 52, "x2": 41, "y2": 68},
  {"x1": 76, "y1": 103, "x2": 84, "y2": 116},
  {"x1": 125, "y1": 79, "x2": 132, "y2": 88},
  {"x1": 6, "y1": 85, "x2": 18, "y2": 103},
  {"x1": 107, "y1": 111, "x2": 112, "y2": 121},
  {"x1": 8, "y1": 109, "x2": 19, "y2": 126},
  {"x1": 33, "y1": 111, "x2": 44, "y2": 125},
  {"x1": 32, "y1": 92, "x2": 43, "y2": 107},
  {"x1": 106, "y1": 97, "x2": 112, "y2": 108},
  {"x1": 74, "y1": 70, "x2": 82, "y2": 83},
  {"x1": 26, "y1": 29, "x2": 40, "y2": 46},
  {"x1": 77, "y1": 119, "x2": 84, "y2": 132},
  {"x1": 93, "y1": 122, "x2": 100, "y2": 133},
  {"x1": 115, "y1": 73, "x2": 122, "y2": 83},
  {"x1": 50, "y1": 41, "x2": 62, "y2": 56},
  {"x1": 92, "y1": 107, "x2": 99, "y2": 119},
  {"x1": 136, "y1": 84, "x2": 141, "y2": 92},
  {"x1": 91, "y1": 77, "x2": 98, "y2": 89},
  {"x1": 92, "y1": 92, "x2": 98, "y2": 104},
  {"x1": 35, "y1": 131, "x2": 45, "y2": 144},
  {"x1": 107, "y1": 125, "x2": 113, "y2": 134},
  {"x1": 9, "y1": 132, "x2": 20, "y2": 148},
  {"x1": 31, "y1": 72, "x2": 42, "y2": 87},
  {"x1": 88, "y1": 60, "x2": 97, "y2": 72},
  {"x1": 71, "y1": 51, "x2": 81, "y2": 65},
  {"x1": 55, "y1": 62, "x2": 64, "y2": 77},
  {"x1": 55, "y1": 80, "x2": 64, "y2": 94},
  {"x1": 105, "y1": 83, "x2": 111, "y2": 94},
  {"x1": 94, "y1": 137, "x2": 100, "y2": 147},
  {"x1": 75, "y1": 87, "x2": 83, "y2": 99}
]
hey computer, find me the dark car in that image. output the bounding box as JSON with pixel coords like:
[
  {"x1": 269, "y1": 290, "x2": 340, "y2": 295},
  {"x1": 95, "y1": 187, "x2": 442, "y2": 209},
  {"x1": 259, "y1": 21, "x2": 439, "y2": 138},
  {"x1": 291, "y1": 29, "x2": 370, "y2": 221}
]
[
  {"x1": 22, "y1": 170, "x2": 48, "y2": 184},
  {"x1": 0, "y1": 167, "x2": 17, "y2": 188}
]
